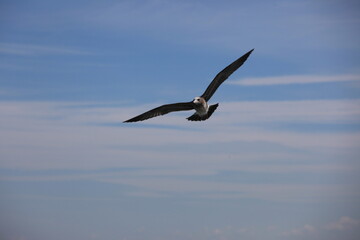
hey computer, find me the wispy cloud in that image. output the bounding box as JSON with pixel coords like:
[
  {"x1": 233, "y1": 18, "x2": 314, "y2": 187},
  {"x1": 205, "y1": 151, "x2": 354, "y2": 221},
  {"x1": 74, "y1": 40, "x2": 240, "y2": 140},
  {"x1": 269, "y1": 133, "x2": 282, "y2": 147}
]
[
  {"x1": 0, "y1": 42, "x2": 91, "y2": 56},
  {"x1": 1, "y1": 100, "x2": 359, "y2": 202},
  {"x1": 17, "y1": 1, "x2": 358, "y2": 53},
  {"x1": 281, "y1": 216, "x2": 360, "y2": 239},
  {"x1": 281, "y1": 224, "x2": 316, "y2": 237},
  {"x1": 228, "y1": 74, "x2": 360, "y2": 86},
  {"x1": 325, "y1": 216, "x2": 360, "y2": 231},
  {"x1": 159, "y1": 216, "x2": 360, "y2": 240}
]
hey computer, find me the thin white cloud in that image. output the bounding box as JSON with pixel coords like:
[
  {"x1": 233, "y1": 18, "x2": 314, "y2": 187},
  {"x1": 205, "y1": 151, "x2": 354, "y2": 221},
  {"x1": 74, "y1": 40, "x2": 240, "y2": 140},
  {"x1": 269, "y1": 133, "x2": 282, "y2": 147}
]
[
  {"x1": 325, "y1": 216, "x2": 360, "y2": 231},
  {"x1": 104, "y1": 177, "x2": 359, "y2": 202},
  {"x1": 228, "y1": 74, "x2": 360, "y2": 86},
  {"x1": 281, "y1": 224, "x2": 316, "y2": 237},
  {"x1": 281, "y1": 216, "x2": 360, "y2": 239},
  {"x1": 1, "y1": 100, "x2": 359, "y2": 166},
  {"x1": 1, "y1": 100, "x2": 359, "y2": 203},
  {"x1": 15, "y1": 1, "x2": 358, "y2": 53},
  {"x1": 0, "y1": 42, "x2": 91, "y2": 56}
]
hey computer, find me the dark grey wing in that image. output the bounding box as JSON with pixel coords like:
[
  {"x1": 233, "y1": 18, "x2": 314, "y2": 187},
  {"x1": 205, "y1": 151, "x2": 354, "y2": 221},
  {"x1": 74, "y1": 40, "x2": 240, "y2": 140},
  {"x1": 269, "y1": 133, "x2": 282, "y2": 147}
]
[
  {"x1": 201, "y1": 49, "x2": 254, "y2": 101},
  {"x1": 124, "y1": 102, "x2": 194, "y2": 122}
]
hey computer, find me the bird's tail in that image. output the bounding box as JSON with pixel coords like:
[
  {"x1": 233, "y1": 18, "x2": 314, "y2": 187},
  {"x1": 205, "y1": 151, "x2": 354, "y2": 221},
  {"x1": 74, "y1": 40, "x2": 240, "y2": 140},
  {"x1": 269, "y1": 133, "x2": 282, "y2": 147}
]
[{"x1": 187, "y1": 103, "x2": 219, "y2": 121}]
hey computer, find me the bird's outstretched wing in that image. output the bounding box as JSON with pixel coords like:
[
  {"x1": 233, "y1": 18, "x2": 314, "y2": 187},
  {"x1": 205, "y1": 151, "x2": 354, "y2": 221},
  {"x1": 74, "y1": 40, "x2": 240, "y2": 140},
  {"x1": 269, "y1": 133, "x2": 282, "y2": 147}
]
[
  {"x1": 124, "y1": 102, "x2": 194, "y2": 122},
  {"x1": 201, "y1": 49, "x2": 254, "y2": 101}
]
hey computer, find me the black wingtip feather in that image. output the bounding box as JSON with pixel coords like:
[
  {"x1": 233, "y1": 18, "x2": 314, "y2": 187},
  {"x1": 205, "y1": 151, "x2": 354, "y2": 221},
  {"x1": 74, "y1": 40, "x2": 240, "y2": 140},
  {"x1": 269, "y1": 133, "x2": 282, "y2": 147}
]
[
  {"x1": 243, "y1": 48, "x2": 254, "y2": 59},
  {"x1": 123, "y1": 118, "x2": 140, "y2": 123}
]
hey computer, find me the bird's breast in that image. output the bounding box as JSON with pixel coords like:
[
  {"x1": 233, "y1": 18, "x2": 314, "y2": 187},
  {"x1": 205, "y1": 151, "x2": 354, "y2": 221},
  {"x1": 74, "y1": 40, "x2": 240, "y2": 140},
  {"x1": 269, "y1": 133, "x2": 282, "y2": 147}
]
[{"x1": 194, "y1": 102, "x2": 209, "y2": 116}]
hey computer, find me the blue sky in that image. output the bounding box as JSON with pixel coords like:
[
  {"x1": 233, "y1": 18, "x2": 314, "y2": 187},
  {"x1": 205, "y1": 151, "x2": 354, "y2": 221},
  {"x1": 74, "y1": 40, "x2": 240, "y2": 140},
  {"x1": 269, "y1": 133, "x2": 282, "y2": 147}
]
[{"x1": 0, "y1": 0, "x2": 360, "y2": 240}]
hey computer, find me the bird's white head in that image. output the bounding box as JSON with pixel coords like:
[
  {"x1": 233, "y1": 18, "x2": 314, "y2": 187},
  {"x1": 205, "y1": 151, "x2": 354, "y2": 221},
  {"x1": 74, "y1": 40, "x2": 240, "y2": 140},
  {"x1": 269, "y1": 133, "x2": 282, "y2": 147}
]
[
  {"x1": 193, "y1": 97, "x2": 205, "y2": 105},
  {"x1": 193, "y1": 97, "x2": 203, "y2": 104}
]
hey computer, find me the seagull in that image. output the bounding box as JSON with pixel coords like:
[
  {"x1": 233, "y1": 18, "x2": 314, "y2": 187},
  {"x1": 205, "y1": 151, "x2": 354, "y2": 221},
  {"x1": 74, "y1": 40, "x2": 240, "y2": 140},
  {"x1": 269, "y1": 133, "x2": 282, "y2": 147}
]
[{"x1": 124, "y1": 49, "x2": 254, "y2": 123}]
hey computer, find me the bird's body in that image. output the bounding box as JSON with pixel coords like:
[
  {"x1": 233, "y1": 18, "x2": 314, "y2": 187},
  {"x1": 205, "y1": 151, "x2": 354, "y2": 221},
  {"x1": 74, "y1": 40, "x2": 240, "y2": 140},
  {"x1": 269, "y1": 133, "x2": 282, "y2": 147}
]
[
  {"x1": 192, "y1": 97, "x2": 208, "y2": 116},
  {"x1": 186, "y1": 96, "x2": 219, "y2": 121},
  {"x1": 124, "y1": 49, "x2": 254, "y2": 123}
]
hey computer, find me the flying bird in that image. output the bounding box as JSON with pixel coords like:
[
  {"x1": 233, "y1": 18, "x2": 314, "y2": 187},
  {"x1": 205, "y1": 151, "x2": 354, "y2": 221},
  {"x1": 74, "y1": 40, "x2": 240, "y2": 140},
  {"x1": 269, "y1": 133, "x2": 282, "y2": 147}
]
[{"x1": 124, "y1": 49, "x2": 254, "y2": 122}]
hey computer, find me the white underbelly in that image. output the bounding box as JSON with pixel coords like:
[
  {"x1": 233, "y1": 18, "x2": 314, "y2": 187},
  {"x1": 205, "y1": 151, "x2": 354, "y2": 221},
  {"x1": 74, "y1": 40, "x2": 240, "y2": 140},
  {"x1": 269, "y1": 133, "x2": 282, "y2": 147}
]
[{"x1": 195, "y1": 105, "x2": 208, "y2": 116}]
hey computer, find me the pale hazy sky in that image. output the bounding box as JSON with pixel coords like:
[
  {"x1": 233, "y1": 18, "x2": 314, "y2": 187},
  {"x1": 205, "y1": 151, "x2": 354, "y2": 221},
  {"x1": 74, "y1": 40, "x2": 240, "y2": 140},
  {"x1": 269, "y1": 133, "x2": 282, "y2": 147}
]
[{"x1": 1, "y1": 1, "x2": 360, "y2": 240}]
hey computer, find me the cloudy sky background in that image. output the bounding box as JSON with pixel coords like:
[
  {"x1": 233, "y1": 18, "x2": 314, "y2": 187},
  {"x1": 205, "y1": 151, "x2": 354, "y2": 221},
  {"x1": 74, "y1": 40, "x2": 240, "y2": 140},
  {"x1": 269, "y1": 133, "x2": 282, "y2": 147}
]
[{"x1": 1, "y1": 0, "x2": 360, "y2": 240}]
